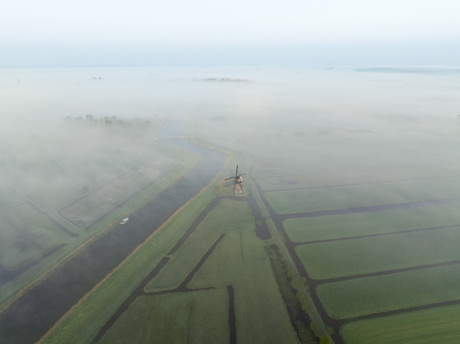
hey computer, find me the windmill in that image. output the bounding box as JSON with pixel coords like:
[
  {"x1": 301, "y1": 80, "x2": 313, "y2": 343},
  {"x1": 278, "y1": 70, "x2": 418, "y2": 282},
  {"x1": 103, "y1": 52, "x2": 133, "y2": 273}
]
[{"x1": 225, "y1": 165, "x2": 246, "y2": 195}]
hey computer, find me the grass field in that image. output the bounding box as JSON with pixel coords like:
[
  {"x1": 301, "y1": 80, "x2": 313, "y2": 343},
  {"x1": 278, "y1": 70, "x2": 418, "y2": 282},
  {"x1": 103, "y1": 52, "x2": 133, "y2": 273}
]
[
  {"x1": 187, "y1": 206, "x2": 299, "y2": 344},
  {"x1": 283, "y1": 203, "x2": 460, "y2": 243},
  {"x1": 257, "y1": 164, "x2": 460, "y2": 192},
  {"x1": 144, "y1": 199, "x2": 254, "y2": 292},
  {"x1": 265, "y1": 176, "x2": 460, "y2": 215},
  {"x1": 0, "y1": 204, "x2": 68, "y2": 270},
  {"x1": 317, "y1": 264, "x2": 460, "y2": 319},
  {"x1": 99, "y1": 290, "x2": 229, "y2": 344},
  {"x1": 341, "y1": 303, "x2": 460, "y2": 344},
  {"x1": 296, "y1": 225, "x2": 460, "y2": 279}
]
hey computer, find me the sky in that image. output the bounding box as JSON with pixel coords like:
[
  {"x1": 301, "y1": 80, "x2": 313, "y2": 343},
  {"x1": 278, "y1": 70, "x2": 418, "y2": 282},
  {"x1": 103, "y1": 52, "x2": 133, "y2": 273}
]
[{"x1": 1, "y1": 0, "x2": 459, "y2": 67}]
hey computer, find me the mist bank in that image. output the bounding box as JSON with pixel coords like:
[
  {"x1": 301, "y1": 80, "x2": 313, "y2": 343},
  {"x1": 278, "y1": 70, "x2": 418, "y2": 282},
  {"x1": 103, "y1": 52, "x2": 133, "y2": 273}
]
[{"x1": 1, "y1": 39, "x2": 460, "y2": 68}]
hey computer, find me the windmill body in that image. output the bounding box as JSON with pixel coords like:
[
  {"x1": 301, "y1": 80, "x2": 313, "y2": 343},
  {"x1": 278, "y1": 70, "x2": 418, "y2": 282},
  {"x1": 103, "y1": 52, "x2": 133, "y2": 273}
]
[{"x1": 225, "y1": 165, "x2": 246, "y2": 195}]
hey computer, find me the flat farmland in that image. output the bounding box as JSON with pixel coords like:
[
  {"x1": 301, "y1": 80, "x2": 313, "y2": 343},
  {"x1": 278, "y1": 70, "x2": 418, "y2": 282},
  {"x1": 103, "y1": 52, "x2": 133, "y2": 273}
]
[
  {"x1": 341, "y1": 303, "x2": 460, "y2": 344},
  {"x1": 144, "y1": 198, "x2": 254, "y2": 292},
  {"x1": 296, "y1": 225, "x2": 460, "y2": 279},
  {"x1": 265, "y1": 176, "x2": 460, "y2": 215},
  {"x1": 99, "y1": 290, "x2": 229, "y2": 344},
  {"x1": 317, "y1": 264, "x2": 460, "y2": 319},
  {"x1": 188, "y1": 223, "x2": 299, "y2": 344},
  {"x1": 256, "y1": 164, "x2": 460, "y2": 192},
  {"x1": 283, "y1": 203, "x2": 460, "y2": 243},
  {"x1": 250, "y1": 134, "x2": 460, "y2": 179},
  {"x1": 0, "y1": 204, "x2": 68, "y2": 270}
]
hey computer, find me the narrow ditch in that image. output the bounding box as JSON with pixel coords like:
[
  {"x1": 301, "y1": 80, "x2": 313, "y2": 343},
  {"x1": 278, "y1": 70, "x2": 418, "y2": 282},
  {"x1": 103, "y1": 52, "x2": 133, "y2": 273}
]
[{"x1": 227, "y1": 285, "x2": 236, "y2": 344}]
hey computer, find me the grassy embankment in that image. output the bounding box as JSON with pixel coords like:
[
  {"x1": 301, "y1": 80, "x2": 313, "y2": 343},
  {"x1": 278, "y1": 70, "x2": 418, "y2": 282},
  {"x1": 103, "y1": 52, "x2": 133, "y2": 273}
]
[
  {"x1": 265, "y1": 177, "x2": 460, "y2": 214},
  {"x1": 283, "y1": 203, "x2": 460, "y2": 243},
  {"x1": 341, "y1": 304, "x2": 460, "y2": 344},
  {"x1": 296, "y1": 225, "x2": 460, "y2": 280},
  {"x1": 318, "y1": 264, "x2": 460, "y2": 319}
]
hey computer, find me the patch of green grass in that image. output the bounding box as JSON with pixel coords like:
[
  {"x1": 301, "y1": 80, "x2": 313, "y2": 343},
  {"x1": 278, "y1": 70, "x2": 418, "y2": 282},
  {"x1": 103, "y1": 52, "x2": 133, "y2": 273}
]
[
  {"x1": 284, "y1": 203, "x2": 460, "y2": 243},
  {"x1": 318, "y1": 264, "x2": 460, "y2": 319},
  {"x1": 144, "y1": 198, "x2": 254, "y2": 292},
  {"x1": 265, "y1": 177, "x2": 460, "y2": 214},
  {"x1": 187, "y1": 207, "x2": 299, "y2": 344},
  {"x1": 296, "y1": 225, "x2": 460, "y2": 279},
  {"x1": 99, "y1": 290, "x2": 229, "y2": 344},
  {"x1": 256, "y1": 165, "x2": 460, "y2": 192},
  {"x1": 341, "y1": 304, "x2": 460, "y2": 344},
  {"x1": 0, "y1": 204, "x2": 68, "y2": 270}
]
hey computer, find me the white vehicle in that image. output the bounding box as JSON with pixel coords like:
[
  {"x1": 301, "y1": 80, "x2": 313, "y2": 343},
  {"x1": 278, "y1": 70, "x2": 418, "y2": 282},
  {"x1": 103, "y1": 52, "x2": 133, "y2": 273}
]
[{"x1": 120, "y1": 217, "x2": 129, "y2": 225}]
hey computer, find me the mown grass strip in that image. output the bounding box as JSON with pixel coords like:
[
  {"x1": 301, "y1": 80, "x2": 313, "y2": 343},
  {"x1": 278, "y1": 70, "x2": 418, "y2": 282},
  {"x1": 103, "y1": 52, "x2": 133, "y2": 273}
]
[
  {"x1": 266, "y1": 176, "x2": 460, "y2": 215},
  {"x1": 317, "y1": 264, "x2": 460, "y2": 319},
  {"x1": 296, "y1": 225, "x2": 460, "y2": 279},
  {"x1": 283, "y1": 203, "x2": 460, "y2": 243},
  {"x1": 341, "y1": 303, "x2": 460, "y2": 344}
]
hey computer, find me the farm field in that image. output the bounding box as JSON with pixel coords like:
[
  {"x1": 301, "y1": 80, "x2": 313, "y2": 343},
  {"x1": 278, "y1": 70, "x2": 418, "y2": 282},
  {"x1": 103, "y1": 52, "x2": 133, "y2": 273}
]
[
  {"x1": 99, "y1": 290, "x2": 229, "y2": 344},
  {"x1": 187, "y1": 212, "x2": 299, "y2": 344},
  {"x1": 295, "y1": 225, "x2": 460, "y2": 279},
  {"x1": 257, "y1": 164, "x2": 460, "y2": 192},
  {"x1": 341, "y1": 303, "x2": 460, "y2": 344},
  {"x1": 283, "y1": 203, "x2": 460, "y2": 243},
  {"x1": 265, "y1": 176, "x2": 460, "y2": 215},
  {"x1": 317, "y1": 264, "x2": 460, "y2": 319},
  {"x1": 145, "y1": 199, "x2": 254, "y2": 292},
  {"x1": 39, "y1": 191, "x2": 299, "y2": 344}
]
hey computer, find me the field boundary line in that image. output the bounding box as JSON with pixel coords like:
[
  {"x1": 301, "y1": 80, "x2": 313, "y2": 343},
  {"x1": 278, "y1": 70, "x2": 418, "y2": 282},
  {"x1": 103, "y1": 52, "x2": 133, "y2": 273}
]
[{"x1": 36, "y1": 143, "x2": 233, "y2": 344}]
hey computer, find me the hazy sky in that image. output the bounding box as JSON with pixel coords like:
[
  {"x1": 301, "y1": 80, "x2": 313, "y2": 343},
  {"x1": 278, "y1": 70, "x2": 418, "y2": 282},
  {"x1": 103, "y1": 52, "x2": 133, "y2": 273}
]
[{"x1": 1, "y1": 0, "x2": 459, "y2": 66}]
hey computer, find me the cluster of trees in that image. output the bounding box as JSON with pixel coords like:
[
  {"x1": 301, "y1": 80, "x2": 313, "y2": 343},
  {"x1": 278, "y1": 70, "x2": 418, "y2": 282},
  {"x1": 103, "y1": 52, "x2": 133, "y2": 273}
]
[{"x1": 64, "y1": 115, "x2": 151, "y2": 127}]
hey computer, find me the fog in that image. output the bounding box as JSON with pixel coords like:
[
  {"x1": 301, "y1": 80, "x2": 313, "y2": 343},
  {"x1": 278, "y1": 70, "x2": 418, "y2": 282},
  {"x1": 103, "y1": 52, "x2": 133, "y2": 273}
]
[{"x1": 1, "y1": 64, "x2": 460, "y2": 344}]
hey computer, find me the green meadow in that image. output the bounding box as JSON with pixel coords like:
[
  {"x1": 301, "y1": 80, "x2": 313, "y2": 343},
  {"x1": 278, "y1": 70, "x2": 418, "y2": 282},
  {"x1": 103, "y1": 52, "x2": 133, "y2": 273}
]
[
  {"x1": 265, "y1": 177, "x2": 460, "y2": 215},
  {"x1": 341, "y1": 304, "x2": 460, "y2": 344},
  {"x1": 296, "y1": 225, "x2": 460, "y2": 279},
  {"x1": 317, "y1": 264, "x2": 460, "y2": 319},
  {"x1": 99, "y1": 290, "x2": 229, "y2": 344},
  {"x1": 283, "y1": 203, "x2": 460, "y2": 243}
]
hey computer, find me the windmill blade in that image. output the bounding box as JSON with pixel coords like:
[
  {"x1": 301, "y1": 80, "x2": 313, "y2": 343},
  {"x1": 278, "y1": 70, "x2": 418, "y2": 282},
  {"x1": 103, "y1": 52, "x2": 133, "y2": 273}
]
[
  {"x1": 236, "y1": 173, "x2": 246, "y2": 177},
  {"x1": 225, "y1": 176, "x2": 236, "y2": 181},
  {"x1": 233, "y1": 179, "x2": 236, "y2": 196},
  {"x1": 235, "y1": 165, "x2": 238, "y2": 177}
]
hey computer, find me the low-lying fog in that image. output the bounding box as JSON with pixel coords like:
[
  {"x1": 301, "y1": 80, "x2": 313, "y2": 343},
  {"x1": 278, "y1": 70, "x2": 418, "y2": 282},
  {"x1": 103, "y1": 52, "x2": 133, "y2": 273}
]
[{"x1": 1, "y1": 64, "x2": 460, "y2": 253}]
